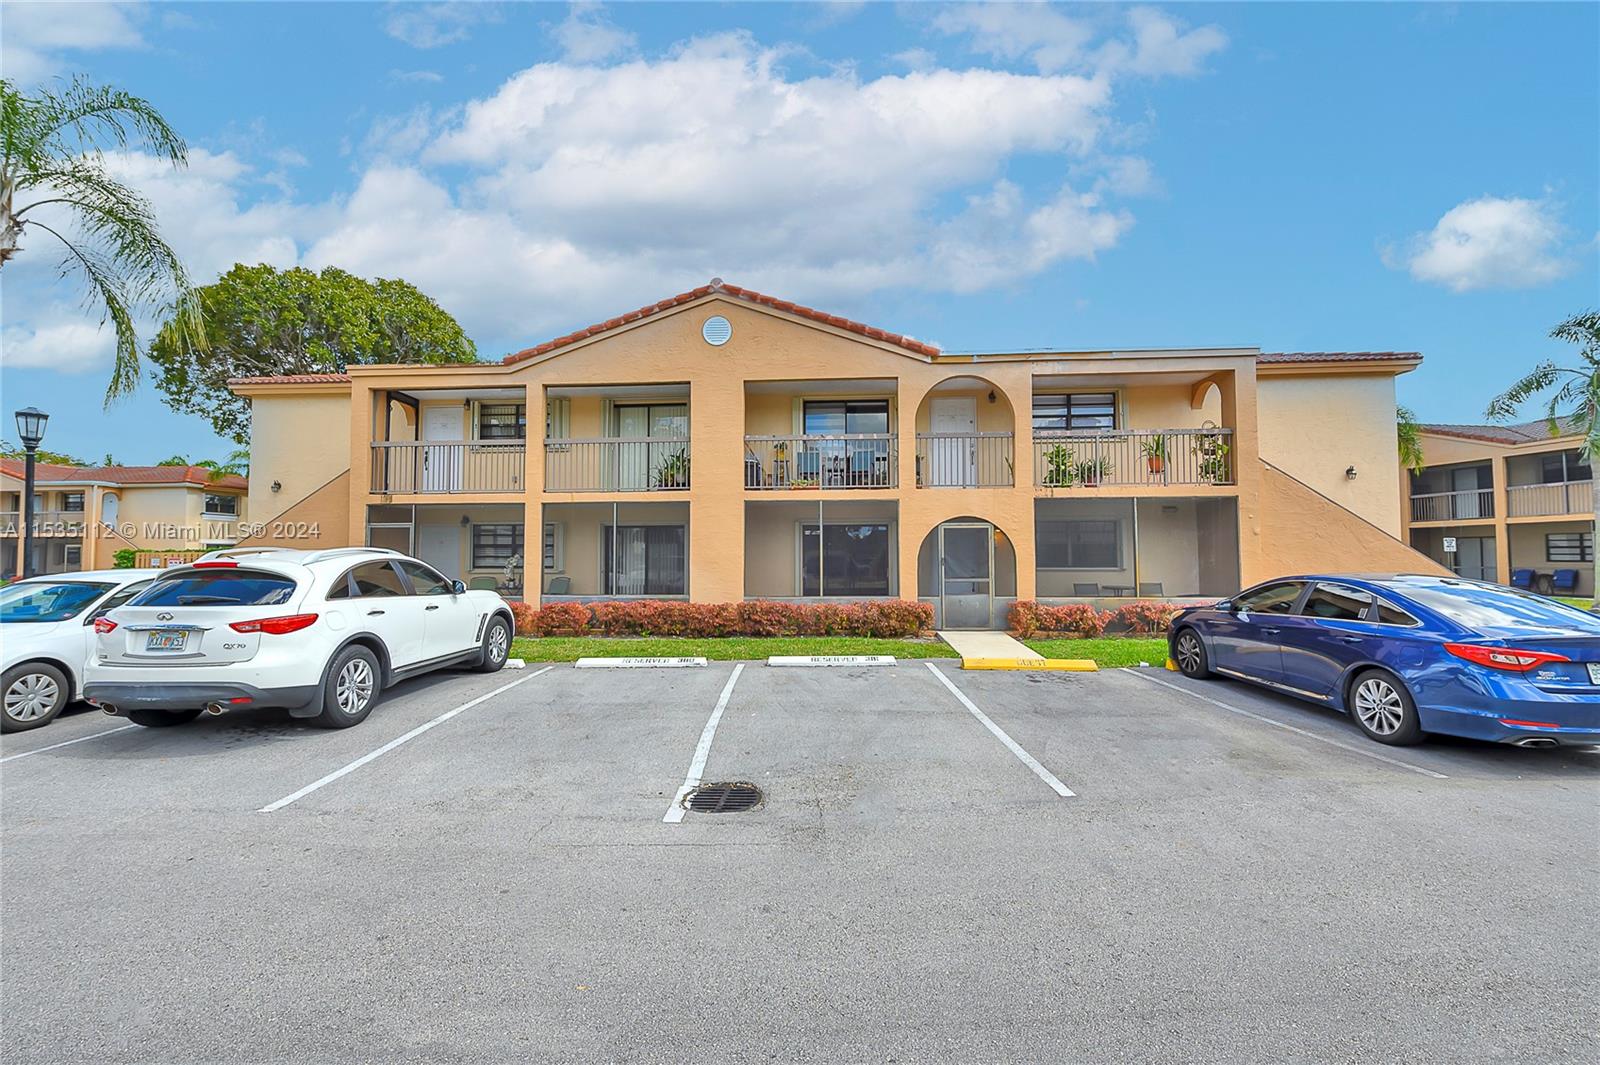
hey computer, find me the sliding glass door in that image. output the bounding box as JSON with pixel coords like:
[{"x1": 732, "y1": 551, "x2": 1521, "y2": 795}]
[
  {"x1": 801, "y1": 523, "x2": 892, "y2": 596},
  {"x1": 602, "y1": 525, "x2": 687, "y2": 595}
]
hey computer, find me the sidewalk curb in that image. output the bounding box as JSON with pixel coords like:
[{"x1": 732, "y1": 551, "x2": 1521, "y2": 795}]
[{"x1": 960, "y1": 657, "x2": 1098, "y2": 672}]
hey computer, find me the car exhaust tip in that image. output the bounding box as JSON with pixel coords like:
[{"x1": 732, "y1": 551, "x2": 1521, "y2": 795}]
[
  {"x1": 1514, "y1": 737, "x2": 1558, "y2": 749},
  {"x1": 204, "y1": 703, "x2": 225, "y2": 716},
  {"x1": 99, "y1": 703, "x2": 121, "y2": 717}
]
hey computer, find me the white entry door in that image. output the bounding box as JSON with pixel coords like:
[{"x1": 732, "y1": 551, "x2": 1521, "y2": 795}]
[
  {"x1": 416, "y1": 523, "x2": 463, "y2": 582},
  {"x1": 928, "y1": 397, "x2": 978, "y2": 487},
  {"x1": 421, "y1": 406, "x2": 464, "y2": 492}
]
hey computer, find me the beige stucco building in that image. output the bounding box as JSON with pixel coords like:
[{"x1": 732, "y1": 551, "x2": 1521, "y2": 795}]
[
  {"x1": 1, "y1": 460, "x2": 248, "y2": 577},
  {"x1": 230, "y1": 280, "x2": 1445, "y2": 628},
  {"x1": 1402, "y1": 419, "x2": 1594, "y2": 596}
]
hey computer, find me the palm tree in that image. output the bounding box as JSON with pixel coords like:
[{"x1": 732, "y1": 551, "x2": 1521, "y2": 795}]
[
  {"x1": 160, "y1": 450, "x2": 248, "y2": 481},
  {"x1": 1487, "y1": 310, "x2": 1600, "y2": 596},
  {"x1": 1397, "y1": 406, "x2": 1425, "y2": 474},
  {"x1": 0, "y1": 77, "x2": 203, "y2": 399}
]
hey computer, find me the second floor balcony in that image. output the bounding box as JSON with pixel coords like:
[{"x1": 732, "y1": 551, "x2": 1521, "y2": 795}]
[
  {"x1": 1410, "y1": 488, "x2": 1494, "y2": 523},
  {"x1": 544, "y1": 437, "x2": 692, "y2": 492},
  {"x1": 745, "y1": 434, "x2": 897, "y2": 489},
  {"x1": 370, "y1": 441, "x2": 526, "y2": 495},
  {"x1": 1507, "y1": 480, "x2": 1593, "y2": 518},
  {"x1": 1032, "y1": 428, "x2": 1234, "y2": 488}
]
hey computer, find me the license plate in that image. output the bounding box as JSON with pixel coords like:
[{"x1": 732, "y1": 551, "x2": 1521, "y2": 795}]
[
  {"x1": 1587, "y1": 663, "x2": 1600, "y2": 686},
  {"x1": 145, "y1": 630, "x2": 189, "y2": 652}
]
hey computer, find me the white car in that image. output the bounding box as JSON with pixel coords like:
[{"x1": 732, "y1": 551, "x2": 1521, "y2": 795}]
[
  {"x1": 83, "y1": 547, "x2": 515, "y2": 729},
  {"x1": 2, "y1": 569, "x2": 163, "y2": 732}
]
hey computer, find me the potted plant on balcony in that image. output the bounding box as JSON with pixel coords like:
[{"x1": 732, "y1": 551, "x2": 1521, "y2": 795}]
[
  {"x1": 1141, "y1": 434, "x2": 1167, "y2": 475},
  {"x1": 790, "y1": 477, "x2": 818, "y2": 489},
  {"x1": 1192, "y1": 429, "x2": 1231, "y2": 484},
  {"x1": 1074, "y1": 454, "x2": 1113, "y2": 488},
  {"x1": 653, "y1": 449, "x2": 690, "y2": 489},
  {"x1": 1041, "y1": 443, "x2": 1076, "y2": 487}
]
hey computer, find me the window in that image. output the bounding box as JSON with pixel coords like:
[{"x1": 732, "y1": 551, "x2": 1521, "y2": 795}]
[
  {"x1": 133, "y1": 570, "x2": 296, "y2": 607},
  {"x1": 1547, "y1": 532, "x2": 1593, "y2": 563},
  {"x1": 62, "y1": 492, "x2": 85, "y2": 512},
  {"x1": 63, "y1": 544, "x2": 83, "y2": 567},
  {"x1": 203, "y1": 493, "x2": 239, "y2": 516},
  {"x1": 399, "y1": 560, "x2": 454, "y2": 596},
  {"x1": 802, "y1": 400, "x2": 889, "y2": 436},
  {"x1": 1301, "y1": 582, "x2": 1372, "y2": 621},
  {"x1": 1540, "y1": 451, "x2": 1592, "y2": 484},
  {"x1": 1372, "y1": 599, "x2": 1420, "y2": 627},
  {"x1": 602, "y1": 525, "x2": 686, "y2": 595},
  {"x1": 477, "y1": 403, "x2": 526, "y2": 440},
  {"x1": 88, "y1": 580, "x2": 152, "y2": 622},
  {"x1": 472, "y1": 524, "x2": 523, "y2": 570},
  {"x1": 1403, "y1": 582, "x2": 1600, "y2": 632},
  {"x1": 1033, "y1": 393, "x2": 1117, "y2": 433},
  {"x1": 333, "y1": 562, "x2": 408, "y2": 599},
  {"x1": 1037, "y1": 519, "x2": 1120, "y2": 569},
  {"x1": 1234, "y1": 581, "x2": 1303, "y2": 615},
  {"x1": 801, "y1": 523, "x2": 891, "y2": 596},
  {"x1": 543, "y1": 523, "x2": 564, "y2": 571},
  {"x1": 0, "y1": 581, "x2": 116, "y2": 622}
]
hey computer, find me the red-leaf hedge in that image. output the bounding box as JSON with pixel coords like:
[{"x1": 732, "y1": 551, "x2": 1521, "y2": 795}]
[
  {"x1": 1114, "y1": 600, "x2": 1184, "y2": 635},
  {"x1": 508, "y1": 599, "x2": 935, "y2": 639},
  {"x1": 1009, "y1": 599, "x2": 1182, "y2": 637}
]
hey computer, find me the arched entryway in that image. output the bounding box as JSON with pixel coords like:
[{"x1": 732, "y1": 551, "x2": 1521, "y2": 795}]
[
  {"x1": 917, "y1": 517, "x2": 1019, "y2": 629},
  {"x1": 914, "y1": 376, "x2": 1016, "y2": 488}
]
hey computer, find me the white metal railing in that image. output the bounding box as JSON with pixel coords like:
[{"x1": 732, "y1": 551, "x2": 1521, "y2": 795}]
[
  {"x1": 0, "y1": 510, "x2": 88, "y2": 535},
  {"x1": 1032, "y1": 428, "x2": 1234, "y2": 487},
  {"x1": 543, "y1": 437, "x2": 690, "y2": 492},
  {"x1": 369, "y1": 441, "x2": 525, "y2": 494},
  {"x1": 744, "y1": 434, "x2": 897, "y2": 489},
  {"x1": 1411, "y1": 488, "x2": 1494, "y2": 522},
  {"x1": 916, "y1": 432, "x2": 1014, "y2": 487},
  {"x1": 1507, "y1": 480, "x2": 1593, "y2": 518}
]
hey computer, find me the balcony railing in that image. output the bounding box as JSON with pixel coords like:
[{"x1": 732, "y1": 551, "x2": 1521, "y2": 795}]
[
  {"x1": 1411, "y1": 489, "x2": 1494, "y2": 522},
  {"x1": 370, "y1": 441, "x2": 525, "y2": 494},
  {"x1": 916, "y1": 432, "x2": 1014, "y2": 487},
  {"x1": 745, "y1": 434, "x2": 897, "y2": 490},
  {"x1": 0, "y1": 510, "x2": 88, "y2": 536},
  {"x1": 1507, "y1": 480, "x2": 1593, "y2": 518},
  {"x1": 1032, "y1": 428, "x2": 1234, "y2": 488},
  {"x1": 543, "y1": 437, "x2": 691, "y2": 492}
]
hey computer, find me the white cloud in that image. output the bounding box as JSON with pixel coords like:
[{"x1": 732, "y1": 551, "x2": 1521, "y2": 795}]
[
  {"x1": 383, "y1": 2, "x2": 500, "y2": 49},
  {"x1": 0, "y1": 1, "x2": 145, "y2": 85},
  {"x1": 1, "y1": 305, "x2": 116, "y2": 373},
  {"x1": 390, "y1": 69, "x2": 445, "y2": 84},
  {"x1": 889, "y1": 47, "x2": 937, "y2": 72},
  {"x1": 932, "y1": 3, "x2": 1225, "y2": 78},
  {"x1": 552, "y1": 3, "x2": 635, "y2": 63},
  {"x1": 1393, "y1": 196, "x2": 1574, "y2": 292}
]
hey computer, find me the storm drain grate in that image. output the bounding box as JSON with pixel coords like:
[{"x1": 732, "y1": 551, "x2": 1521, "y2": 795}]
[{"x1": 683, "y1": 781, "x2": 763, "y2": 814}]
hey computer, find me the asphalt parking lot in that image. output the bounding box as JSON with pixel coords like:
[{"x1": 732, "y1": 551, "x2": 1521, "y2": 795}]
[{"x1": 3, "y1": 661, "x2": 1596, "y2": 1064}]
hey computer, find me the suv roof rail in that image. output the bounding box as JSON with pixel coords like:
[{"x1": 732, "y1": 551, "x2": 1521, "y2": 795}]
[
  {"x1": 194, "y1": 546, "x2": 297, "y2": 561},
  {"x1": 302, "y1": 546, "x2": 404, "y2": 564}
]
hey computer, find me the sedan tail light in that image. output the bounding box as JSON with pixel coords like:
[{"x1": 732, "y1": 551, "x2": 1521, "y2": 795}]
[
  {"x1": 1444, "y1": 643, "x2": 1570, "y2": 672},
  {"x1": 93, "y1": 617, "x2": 118, "y2": 634},
  {"x1": 229, "y1": 613, "x2": 319, "y2": 635}
]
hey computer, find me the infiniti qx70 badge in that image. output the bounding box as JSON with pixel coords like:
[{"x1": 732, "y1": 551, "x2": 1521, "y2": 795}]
[{"x1": 156, "y1": 612, "x2": 174, "y2": 621}]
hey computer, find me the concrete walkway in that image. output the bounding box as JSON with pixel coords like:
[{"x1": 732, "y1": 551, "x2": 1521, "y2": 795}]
[{"x1": 936, "y1": 630, "x2": 1043, "y2": 660}]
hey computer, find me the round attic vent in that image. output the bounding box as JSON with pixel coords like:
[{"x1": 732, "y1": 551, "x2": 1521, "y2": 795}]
[{"x1": 702, "y1": 315, "x2": 732, "y2": 346}]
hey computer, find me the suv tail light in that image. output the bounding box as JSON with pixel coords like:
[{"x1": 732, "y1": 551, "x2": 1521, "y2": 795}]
[
  {"x1": 93, "y1": 617, "x2": 118, "y2": 634},
  {"x1": 230, "y1": 613, "x2": 319, "y2": 635},
  {"x1": 1444, "y1": 643, "x2": 1570, "y2": 672}
]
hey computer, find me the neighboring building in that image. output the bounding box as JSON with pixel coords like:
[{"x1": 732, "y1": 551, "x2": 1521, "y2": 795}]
[
  {"x1": 0, "y1": 461, "x2": 249, "y2": 577},
  {"x1": 1402, "y1": 419, "x2": 1594, "y2": 595},
  {"x1": 230, "y1": 280, "x2": 1444, "y2": 628}
]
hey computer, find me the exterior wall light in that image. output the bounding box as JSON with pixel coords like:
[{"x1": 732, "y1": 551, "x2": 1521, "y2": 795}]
[{"x1": 1346, "y1": 465, "x2": 1358, "y2": 479}]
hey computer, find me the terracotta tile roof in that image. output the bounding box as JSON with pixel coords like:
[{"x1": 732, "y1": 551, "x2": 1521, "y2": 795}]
[
  {"x1": 1420, "y1": 417, "x2": 1584, "y2": 445},
  {"x1": 502, "y1": 278, "x2": 940, "y2": 365},
  {"x1": 0, "y1": 458, "x2": 246, "y2": 490},
  {"x1": 228, "y1": 372, "x2": 352, "y2": 385},
  {"x1": 1257, "y1": 351, "x2": 1422, "y2": 364}
]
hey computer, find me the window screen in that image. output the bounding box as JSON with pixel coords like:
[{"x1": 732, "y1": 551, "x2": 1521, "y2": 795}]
[{"x1": 1037, "y1": 520, "x2": 1120, "y2": 568}]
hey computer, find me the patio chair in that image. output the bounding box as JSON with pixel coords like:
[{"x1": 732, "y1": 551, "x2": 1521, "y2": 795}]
[
  {"x1": 1138, "y1": 582, "x2": 1164, "y2": 597},
  {"x1": 1509, "y1": 568, "x2": 1535, "y2": 590},
  {"x1": 467, "y1": 576, "x2": 498, "y2": 591},
  {"x1": 744, "y1": 451, "x2": 764, "y2": 488},
  {"x1": 1551, "y1": 569, "x2": 1580, "y2": 595},
  {"x1": 546, "y1": 575, "x2": 571, "y2": 595},
  {"x1": 1073, "y1": 582, "x2": 1100, "y2": 596}
]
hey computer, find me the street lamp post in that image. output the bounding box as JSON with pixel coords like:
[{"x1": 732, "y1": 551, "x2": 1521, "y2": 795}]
[{"x1": 15, "y1": 407, "x2": 49, "y2": 579}]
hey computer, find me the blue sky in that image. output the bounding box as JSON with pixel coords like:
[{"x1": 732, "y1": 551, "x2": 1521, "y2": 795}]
[{"x1": 3, "y1": 1, "x2": 1597, "y2": 464}]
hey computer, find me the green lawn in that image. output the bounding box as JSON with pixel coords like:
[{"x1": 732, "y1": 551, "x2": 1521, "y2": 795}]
[
  {"x1": 1023, "y1": 637, "x2": 1169, "y2": 668},
  {"x1": 510, "y1": 636, "x2": 959, "y2": 662},
  {"x1": 1556, "y1": 597, "x2": 1594, "y2": 610}
]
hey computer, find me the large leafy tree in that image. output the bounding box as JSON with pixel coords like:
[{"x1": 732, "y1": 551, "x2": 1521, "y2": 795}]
[
  {"x1": 155, "y1": 449, "x2": 249, "y2": 481},
  {"x1": 149, "y1": 263, "x2": 479, "y2": 442},
  {"x1": 1487, "y1": 310, "x2": 1600, "y2": 593},
  {"x1": 0, "y1": 77, "x2": 202, "y2": 399}
]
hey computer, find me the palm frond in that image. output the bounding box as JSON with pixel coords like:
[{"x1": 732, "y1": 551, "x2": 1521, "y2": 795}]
[
  {"x1": 1486, "y1": 362, "x2": 1563, "y2": 421},
  {"x1": 1396, "y1": 406, "x2": 1426, "y2": 473},
  {"x1": 26, "y1": 219, "x2": 141, "y2": 397}
]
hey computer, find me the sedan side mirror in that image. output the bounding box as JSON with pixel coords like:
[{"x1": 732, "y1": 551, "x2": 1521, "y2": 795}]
[
  {"x1": 1214, "y1": 599, "x2": 1235, "y2": 613},
  {"x1": 451, "y1": 580, "x2": 467, "y2": 596}
]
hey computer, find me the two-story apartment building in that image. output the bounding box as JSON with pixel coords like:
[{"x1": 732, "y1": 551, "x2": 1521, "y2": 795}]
[
  {"x1": 1402, "y1": 418, "x2": 1595, "y2": 595},
  {"x1": 230, "y1": 280, "x2": 1444, "y2": 627},
  {"x1": 1, "y1": 461, "x2": 249, "y2": 577}
]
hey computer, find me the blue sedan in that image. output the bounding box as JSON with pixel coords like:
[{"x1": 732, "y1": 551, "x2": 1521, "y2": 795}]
[{"x1": 1167, "y1": 575, "x2": 1600, "y2": 748}]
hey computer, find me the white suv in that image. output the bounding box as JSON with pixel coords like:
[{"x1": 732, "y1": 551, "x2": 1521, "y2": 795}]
[{"x1": 83, "y1": 547, "x2": 516, "y2": 729}]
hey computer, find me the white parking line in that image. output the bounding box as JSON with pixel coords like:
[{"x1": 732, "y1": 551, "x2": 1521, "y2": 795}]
[
  {"x1": 1128, "y1": 670, "x2": 1448, "y2": 780},
  {"x1": 258, "y1": 668, "x2": 554, "y2": 813},
  {"x1": 663, "y1": 663, "x2": 745, "y2": 824},
  {"x1": 0, "y1": 724, "x2": 139, "y2": 764},
  {"x1": 926, "y1": 663, "x2": 1074, "y2": 798}
]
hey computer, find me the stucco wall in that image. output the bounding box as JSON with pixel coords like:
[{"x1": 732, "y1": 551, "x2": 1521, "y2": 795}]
[
  {"x1": 1259, "y1": 373, "x2": 1401, "y2": 535},
  {"x1": 235, "y1": 470, "x2": 349, "y2": 551},
  {"x1": 249, "y1": 392, "x2": 352, "y2": 525},
  {"x1": 1259, "y1": 461, "x2": 1449, "y2": 577}
]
